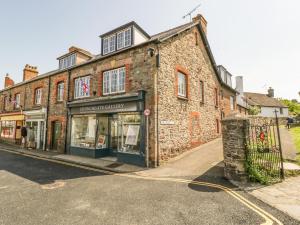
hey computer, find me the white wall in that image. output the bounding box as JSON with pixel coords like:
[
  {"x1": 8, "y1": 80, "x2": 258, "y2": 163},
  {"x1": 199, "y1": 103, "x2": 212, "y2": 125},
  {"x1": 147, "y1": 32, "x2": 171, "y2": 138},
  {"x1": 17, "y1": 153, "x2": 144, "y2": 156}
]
[
  {"x1": 259, "y1": 107, "x2": 289, "y2": 117},
  {"x1": 133, "y1": 27, "x2": 148, "y2": 45}
]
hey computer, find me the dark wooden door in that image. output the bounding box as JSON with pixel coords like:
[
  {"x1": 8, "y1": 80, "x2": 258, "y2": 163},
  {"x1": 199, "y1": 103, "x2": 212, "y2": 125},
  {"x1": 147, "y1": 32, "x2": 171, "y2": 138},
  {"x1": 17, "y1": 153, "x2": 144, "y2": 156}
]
[{"x1": 51, "y1": 121, "x2": 61, "y2": 150}]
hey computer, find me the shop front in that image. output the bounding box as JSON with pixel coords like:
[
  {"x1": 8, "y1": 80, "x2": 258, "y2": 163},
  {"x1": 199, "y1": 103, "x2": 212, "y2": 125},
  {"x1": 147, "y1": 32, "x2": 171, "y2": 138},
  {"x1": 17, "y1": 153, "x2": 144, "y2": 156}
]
[
  {"x1": 23, "y1": 108, "x2": 47, "y2": 150},
  {"x1": 67, "y1": 92, "x2": 146, "y2": 166},
  {"x1": 0, "y1": 113, "x2": 25, "y2": 144}
]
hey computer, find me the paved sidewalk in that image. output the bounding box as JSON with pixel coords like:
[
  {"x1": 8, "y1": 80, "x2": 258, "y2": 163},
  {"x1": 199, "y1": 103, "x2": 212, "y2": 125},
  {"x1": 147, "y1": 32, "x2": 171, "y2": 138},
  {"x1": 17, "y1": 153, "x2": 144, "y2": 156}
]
[
  {"x1": 249, "y1": 176, "x2": 300, "y2": 222},
  {"x1": 136, "y1": 138, "x2": 223, "y2": 179},
  {"x1": 0, "y1": 142, "x2": 144, "y2": 173},
  {"x1": 280, "y1": 127, "x2": 298, "y2": 161}
]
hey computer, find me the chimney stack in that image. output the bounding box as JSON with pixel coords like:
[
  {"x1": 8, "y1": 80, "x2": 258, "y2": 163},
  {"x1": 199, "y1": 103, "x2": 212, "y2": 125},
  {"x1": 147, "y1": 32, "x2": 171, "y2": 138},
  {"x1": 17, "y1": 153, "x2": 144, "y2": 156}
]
[
  {"x1": 4, "y1": 73, "x2": 14, "y2": 88},
  {"x1": 267, "y1": 87, "x2": 274, "y2": 98},
  {"x1": 193, "y1": 14, "x2": 207, "y2": 35},
  {"x1": 23, "y1": 64, "x2": 38, "y2": 81},
  {"x1": 235, "y1": 76, "x2": 244, "y2": 93}
]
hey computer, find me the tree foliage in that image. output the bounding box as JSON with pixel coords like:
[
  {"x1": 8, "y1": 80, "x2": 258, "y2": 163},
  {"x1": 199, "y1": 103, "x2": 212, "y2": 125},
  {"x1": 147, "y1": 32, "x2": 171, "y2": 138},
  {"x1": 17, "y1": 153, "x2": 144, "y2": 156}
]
[
  {"x1": 280, "y1": 99, "x2": 300, "y2": 117},
  {"x1": 248, "y1": 106, "x2": 261, "y2": 115}
]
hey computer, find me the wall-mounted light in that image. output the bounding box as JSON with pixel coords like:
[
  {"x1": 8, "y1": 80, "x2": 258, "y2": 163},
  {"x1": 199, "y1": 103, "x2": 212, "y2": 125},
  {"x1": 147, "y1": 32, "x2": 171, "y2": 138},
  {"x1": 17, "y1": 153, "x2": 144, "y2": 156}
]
[{"x1": 147, "y1": 48, "x2": 155, "y2": 57}]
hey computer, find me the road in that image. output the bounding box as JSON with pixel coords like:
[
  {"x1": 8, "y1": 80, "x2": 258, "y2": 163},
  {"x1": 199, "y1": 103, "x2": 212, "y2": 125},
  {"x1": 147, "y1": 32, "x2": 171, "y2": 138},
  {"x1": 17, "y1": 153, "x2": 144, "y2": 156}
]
[{"x1": 0, "y1": 149, "x2": 299, "y2": 225}]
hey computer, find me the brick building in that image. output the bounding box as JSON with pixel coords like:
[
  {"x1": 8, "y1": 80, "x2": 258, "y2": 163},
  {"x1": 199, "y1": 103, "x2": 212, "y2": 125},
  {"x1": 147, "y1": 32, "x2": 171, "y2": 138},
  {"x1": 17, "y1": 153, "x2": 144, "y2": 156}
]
[{"x1": 0, "y1": 15, "x2": 238, "y2": 166}]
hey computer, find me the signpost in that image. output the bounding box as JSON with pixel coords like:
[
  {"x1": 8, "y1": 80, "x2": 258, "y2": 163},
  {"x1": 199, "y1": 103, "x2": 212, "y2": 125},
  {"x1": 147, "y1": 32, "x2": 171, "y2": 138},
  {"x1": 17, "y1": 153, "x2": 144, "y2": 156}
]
[{"x1": 144, "y1": 109, "x2": 150, "y2": 167}]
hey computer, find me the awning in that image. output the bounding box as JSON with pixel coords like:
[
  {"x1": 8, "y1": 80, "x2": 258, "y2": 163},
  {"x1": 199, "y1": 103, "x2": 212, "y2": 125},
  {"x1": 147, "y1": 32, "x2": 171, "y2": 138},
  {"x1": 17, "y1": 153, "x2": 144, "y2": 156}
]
[{"x1": 0, "y1": 115, "x2": 25, "y2": 121}]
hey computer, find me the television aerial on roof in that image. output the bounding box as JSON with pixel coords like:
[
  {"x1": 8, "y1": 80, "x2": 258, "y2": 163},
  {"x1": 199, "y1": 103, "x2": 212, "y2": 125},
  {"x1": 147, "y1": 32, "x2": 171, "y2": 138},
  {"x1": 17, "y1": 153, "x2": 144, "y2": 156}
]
[{"x1": 182, "y1": 3, "x2": 202, "y2": 22}]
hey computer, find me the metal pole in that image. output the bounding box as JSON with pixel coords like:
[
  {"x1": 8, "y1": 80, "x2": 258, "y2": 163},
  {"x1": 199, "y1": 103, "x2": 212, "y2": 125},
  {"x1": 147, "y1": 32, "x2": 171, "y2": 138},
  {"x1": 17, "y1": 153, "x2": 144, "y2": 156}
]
[
  {"x1": 275, "y1": 110, "x2": 285, "y2": 180},
  {"x1": 146, "y1": 115, "x2": 149, "y2": 168}
]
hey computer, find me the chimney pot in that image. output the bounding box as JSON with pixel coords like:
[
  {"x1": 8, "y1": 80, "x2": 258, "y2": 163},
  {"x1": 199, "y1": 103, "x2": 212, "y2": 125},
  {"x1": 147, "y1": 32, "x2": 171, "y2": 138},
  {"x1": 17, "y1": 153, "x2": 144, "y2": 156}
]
[
  {"x1": 4, "y1": 73, "x2": 14, "y2": 88},
  {"x1": 267, "y1": 87, "x2": 274, "y2": 98},
  {"x1": 23, "y1": 64, "x2": 38, "y2": 82}
]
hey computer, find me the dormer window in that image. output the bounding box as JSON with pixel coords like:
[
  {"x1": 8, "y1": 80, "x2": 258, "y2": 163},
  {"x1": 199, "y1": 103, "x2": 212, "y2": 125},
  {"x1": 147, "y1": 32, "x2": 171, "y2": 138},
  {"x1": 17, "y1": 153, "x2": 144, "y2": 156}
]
[
  {"x1": 117, "y1": 28, "x2": 131, "y2": 50},
  {"x1": 100, "y1": 21, "x2": 150, "y2": 56},
  {"x1": 59, "y1": 53, "x2": 76, "y2": 70}
]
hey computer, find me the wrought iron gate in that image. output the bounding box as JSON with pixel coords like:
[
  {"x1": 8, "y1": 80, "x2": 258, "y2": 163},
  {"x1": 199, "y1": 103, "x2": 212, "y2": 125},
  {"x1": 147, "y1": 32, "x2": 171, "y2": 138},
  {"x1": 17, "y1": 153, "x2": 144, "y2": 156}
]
[{"x1": 245, "y1": 117, "x2": 284, "y2": 183}]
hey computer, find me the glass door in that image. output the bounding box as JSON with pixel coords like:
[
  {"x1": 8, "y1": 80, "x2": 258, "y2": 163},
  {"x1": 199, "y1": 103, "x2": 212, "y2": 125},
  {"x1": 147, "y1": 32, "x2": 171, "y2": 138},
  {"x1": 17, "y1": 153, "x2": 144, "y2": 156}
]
[{"x1": 109, "y1": 115, "x2": 120, "y2": 152}]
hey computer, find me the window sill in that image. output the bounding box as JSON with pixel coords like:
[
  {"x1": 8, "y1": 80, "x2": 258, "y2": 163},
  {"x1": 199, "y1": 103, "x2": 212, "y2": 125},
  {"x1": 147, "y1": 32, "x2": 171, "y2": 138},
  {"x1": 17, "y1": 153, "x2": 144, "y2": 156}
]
[{"x1": 177, "y1": 96, "x2": 188, "y2": 101}]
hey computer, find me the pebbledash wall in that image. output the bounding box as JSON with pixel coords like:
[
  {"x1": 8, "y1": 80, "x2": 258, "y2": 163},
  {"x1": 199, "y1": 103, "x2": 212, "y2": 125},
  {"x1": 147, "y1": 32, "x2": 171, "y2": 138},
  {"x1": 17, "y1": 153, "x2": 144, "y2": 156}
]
[{"x1": 0, "y1": 16, "x2": 238, "y2": 167}]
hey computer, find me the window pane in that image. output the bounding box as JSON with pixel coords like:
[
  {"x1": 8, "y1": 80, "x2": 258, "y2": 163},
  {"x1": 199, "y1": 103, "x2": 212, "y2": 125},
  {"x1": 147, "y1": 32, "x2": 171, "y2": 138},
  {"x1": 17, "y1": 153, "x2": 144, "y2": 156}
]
[
  {"x1": 103, "y1": 38, "x2": 109, "y2": 54},
  {"x1": 117, "y1": 32, "x2": 124, "y2": 49},
  {"x1": 71, "y1": 115, "x2": 97, "y2": 149},
  {"x1": 109, "y1": 35, "x2": 115, "y2": 52},
  {"x1": 178, "y1": 72, "x2": 186, "y2": 97},
  {"x1": 74, "y1": 76, "x2": 90, "y2": 99},
  {"x1": 111, "y1": 70, "x2": 118, "y2": 93},
  {"x1": 124, "y1": 28, "x2": 131, "y2": 47},
  {"x1": 118, "y1": 67, "x2": 125, "y2": 92}
]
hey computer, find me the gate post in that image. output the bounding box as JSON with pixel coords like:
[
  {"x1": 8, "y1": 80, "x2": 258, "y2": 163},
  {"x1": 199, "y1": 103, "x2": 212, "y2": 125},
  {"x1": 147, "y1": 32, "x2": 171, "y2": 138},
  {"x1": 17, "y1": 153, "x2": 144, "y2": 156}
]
[{"x1": 221, "y1": 115, "x2": 249, "y2": 183}]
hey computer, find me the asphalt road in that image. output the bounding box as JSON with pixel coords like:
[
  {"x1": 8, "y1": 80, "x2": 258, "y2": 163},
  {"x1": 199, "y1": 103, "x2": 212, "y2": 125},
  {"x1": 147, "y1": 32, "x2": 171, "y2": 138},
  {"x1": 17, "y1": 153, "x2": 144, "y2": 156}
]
[{"x1": 0, "y1": 149, "x2": 299, "y2": 225}]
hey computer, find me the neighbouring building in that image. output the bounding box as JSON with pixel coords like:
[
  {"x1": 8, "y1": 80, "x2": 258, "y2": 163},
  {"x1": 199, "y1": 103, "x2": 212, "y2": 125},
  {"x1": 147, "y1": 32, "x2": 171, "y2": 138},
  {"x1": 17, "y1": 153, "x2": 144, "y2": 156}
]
[
  {"x1": 0, "y1": 15, "x2": 238, "y2": 167},
  {"x1": 245, "y1": 88, "x2": 288, "y2": 117}
]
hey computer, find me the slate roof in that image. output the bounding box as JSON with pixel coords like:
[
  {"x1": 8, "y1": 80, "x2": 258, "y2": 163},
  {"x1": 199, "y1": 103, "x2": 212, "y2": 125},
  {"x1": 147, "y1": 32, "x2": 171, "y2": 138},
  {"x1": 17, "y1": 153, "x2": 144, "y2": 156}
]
[{"x1": 244, "y1": 92, "x2": 287, "y2": 107}]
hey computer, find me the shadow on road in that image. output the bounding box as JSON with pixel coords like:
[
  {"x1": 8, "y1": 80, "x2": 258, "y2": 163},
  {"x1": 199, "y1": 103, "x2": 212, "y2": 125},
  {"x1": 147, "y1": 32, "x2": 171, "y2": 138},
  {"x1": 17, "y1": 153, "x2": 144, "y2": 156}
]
[
  {"x1": 0, "y1": 150, "x2": 108, "y2": 185},
  {"x1": 188, "y1": 162, "x2": 236, "y2": 193}
]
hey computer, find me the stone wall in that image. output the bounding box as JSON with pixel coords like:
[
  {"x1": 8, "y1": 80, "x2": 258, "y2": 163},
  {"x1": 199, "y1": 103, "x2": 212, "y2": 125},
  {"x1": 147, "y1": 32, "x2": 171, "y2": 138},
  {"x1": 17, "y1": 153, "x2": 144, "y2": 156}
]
[
  {"x1": 157, "y1": 26, "x2": 223, "y2": 163},
  {"x1": 248, "y1": 116, "x2": 286, "y2": 126},
  {"x1": 222, "y1": 116, "x2": 249, "y2": 182}
]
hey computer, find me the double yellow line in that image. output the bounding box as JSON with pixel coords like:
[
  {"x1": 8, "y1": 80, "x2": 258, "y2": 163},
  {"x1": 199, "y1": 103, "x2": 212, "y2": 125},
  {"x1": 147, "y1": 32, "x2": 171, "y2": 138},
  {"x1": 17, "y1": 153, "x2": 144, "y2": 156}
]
[{"x1": 0, "y1": 148, "x2": 283, "y2": 225}]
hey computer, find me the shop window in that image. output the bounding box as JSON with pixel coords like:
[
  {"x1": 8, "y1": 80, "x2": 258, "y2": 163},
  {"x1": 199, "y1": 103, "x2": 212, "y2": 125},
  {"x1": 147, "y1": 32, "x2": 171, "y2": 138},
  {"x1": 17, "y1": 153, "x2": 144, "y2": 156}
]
[
  {"x1": 177, "y1": 71, "x2": 187, "y2": 98},
  {"x1": 0, "y1": 121, "x2": 15, "y2": 138},
  {"x1": 57, "y1": 82, "x2": 64, "y2": 102},
  {"x1": 35, "y1": 88, "x2": 42, "y2": 105},
  {"x1": 96, "y1": 116, "x2": 109, "y2": 149},
  {"x1": 103, "y1": 67, "x2": 126, "y2": 95},
  {"x1": 74, "y1": 76, "x2": 90, "y2": 99},
  {"x1": 71, "y1": 115, "x2": 97, "y2": 149}
]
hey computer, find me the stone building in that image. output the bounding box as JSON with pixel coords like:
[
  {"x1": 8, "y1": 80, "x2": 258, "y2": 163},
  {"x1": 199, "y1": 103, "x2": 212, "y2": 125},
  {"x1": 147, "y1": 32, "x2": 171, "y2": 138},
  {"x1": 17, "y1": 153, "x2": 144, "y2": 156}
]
[{"x1": 0, "y1": 15, "x2": 238, "y2": 167}]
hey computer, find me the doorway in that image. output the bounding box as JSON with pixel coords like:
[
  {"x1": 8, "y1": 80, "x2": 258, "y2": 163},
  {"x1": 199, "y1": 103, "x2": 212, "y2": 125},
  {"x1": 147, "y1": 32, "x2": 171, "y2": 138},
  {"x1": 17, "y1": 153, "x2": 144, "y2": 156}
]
[{"x1": 51, "y1": 121, "x2": 61, "y2": 151}]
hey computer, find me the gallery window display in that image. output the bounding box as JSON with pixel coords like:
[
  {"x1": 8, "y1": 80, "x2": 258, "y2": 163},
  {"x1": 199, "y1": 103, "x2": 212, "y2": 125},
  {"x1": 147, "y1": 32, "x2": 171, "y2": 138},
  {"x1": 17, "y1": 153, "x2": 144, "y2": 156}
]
[{"x1": 71, "y1": 115, "x2": 97, "y2": 148}]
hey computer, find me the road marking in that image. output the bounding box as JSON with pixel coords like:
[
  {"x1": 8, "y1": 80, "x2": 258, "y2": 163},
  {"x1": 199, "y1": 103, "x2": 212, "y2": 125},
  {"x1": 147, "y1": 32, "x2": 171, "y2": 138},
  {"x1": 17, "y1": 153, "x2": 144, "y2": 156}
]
[{"x1": 0, "y1": 148, "x2": 283, "y2": 225}]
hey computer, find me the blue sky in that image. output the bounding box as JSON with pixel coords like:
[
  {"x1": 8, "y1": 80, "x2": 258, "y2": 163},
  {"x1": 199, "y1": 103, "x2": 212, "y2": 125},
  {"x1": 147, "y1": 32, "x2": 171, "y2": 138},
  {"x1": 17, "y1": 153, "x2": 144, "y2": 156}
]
[{"x1": 0, "y1": 0, "x2": 299, "y2": 100}]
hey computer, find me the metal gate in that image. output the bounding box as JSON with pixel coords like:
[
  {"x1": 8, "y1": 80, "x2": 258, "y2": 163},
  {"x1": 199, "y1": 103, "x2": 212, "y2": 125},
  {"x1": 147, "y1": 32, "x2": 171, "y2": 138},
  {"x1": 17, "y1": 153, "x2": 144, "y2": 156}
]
[{"x1": 245, "y1": 116, "x2": 284, "y2": 184}]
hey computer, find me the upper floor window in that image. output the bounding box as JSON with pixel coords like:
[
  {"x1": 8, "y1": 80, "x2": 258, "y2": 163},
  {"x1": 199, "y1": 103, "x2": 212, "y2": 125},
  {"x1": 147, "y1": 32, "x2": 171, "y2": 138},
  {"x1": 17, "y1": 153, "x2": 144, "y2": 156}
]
[
  {"x1": 215, "y1": 88, "x2": 219, "y2": 107},
  {"x1": 3, "y1": 96, "x2": 8, "y2": 110},
  {"x1": 230, "y1": 96, "x2": 235, "y2": 110},
  {"x1": 59, "y1": 54, "x2": 76, "y2": 70},
  {"x1": 117, "y1": 28, "x2": 131, "y2": 50},
  {"x1": 35, "y1": 88, "x2": 42, "y2": 105},
  {"x1": 14, "y1": 93, "x2": 20, "y2": 109},
  {"x1": 103, "y1": 35, "x2": 116, "y2": 55},
  {"x1": 200, "y1": 80, "x2": 204, "y2": 103},
  {"x1": 74, "y1": 76, "x2": 90, "y2": 99},
  {"x1": 177, "y1": 72, "x2": 187, "y2": 98},
  {"x1": 57, "y1": 82, "x2": 64, "y2": 102},
  {"x1": 103, "y1": 67, "x2": 126, "y2": 95}
]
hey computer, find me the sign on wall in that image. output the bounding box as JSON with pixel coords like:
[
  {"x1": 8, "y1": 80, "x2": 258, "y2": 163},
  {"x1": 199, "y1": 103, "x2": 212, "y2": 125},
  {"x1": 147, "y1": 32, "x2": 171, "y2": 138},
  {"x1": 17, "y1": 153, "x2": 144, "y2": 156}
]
[{"x1": 70, "y1": 102, "x2": 138, "y2": 114}]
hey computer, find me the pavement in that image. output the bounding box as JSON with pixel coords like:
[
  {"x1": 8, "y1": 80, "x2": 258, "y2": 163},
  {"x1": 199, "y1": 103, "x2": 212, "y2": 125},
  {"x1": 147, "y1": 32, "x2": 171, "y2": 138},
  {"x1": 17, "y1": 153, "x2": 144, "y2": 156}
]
[
  {"x1": 0, "y1": 149, "x2": 299, "y2": 225},
  {"x1": 280, "y1": 127, "x2": 298, "y2": 161}
]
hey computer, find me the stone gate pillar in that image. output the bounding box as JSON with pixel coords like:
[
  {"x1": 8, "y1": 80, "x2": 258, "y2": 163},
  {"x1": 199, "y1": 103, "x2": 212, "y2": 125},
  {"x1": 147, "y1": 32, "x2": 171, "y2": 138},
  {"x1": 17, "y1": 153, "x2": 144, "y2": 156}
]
[{"x1": 221, "y1": 115, "x2": 249, "y2": 183}]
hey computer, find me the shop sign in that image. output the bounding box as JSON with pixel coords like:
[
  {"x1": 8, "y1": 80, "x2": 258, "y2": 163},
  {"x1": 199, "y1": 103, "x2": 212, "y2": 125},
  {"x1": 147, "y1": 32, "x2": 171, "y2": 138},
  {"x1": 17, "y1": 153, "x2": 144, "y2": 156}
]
[
  {"x1": 160, "y1": 120, "x2": 175, "y2": 125},
  {"x1": 71, "y1": 102, "x2": 138, "y2": 114}
]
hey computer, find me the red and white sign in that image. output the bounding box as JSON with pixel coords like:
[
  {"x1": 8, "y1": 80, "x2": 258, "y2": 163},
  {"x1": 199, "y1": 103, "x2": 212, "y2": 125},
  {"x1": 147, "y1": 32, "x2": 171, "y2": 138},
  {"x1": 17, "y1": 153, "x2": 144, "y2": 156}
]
[{"x1": 144, "y1": 109, "x2": 151, "y2": 116}]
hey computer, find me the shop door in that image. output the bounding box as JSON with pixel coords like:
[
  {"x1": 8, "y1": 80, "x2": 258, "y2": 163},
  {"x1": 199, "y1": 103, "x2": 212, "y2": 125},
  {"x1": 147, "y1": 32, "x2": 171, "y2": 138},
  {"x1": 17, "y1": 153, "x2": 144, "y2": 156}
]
[
  {"x1": 109, "y1": 116, "x2": 120, "y2": 152},
  {"x1": 52, "y1": 121, "x2": 61, "y2": 151}
]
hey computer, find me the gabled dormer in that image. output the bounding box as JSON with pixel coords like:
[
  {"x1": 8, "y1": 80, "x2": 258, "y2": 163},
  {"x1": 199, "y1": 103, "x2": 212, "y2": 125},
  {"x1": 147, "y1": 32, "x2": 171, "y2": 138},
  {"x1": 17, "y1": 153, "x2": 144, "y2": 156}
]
[
  {"x1": 57, "y1": 46, "x2": 94, "y2": 70},
  {"x1": 100, "y1": 21, "x2": 150, "y2": 56}
]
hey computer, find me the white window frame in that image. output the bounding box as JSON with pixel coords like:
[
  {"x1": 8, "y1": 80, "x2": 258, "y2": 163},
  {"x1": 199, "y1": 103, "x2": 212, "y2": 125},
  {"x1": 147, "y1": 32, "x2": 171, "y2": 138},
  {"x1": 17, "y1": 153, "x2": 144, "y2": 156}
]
[
  {"x1": 59, "y1": 53, "x2": 76, "y2": 69},
  {"x1": 35, "y1": 88, "x2": 42, "y2": 105},
  {"x1": 177, "y1": 72, "x2": 187, "y2": 98},
  {"x1": 74, "y1": 76, "x2": 90, "y2": 99},
  {"x1": 103, "y1": 67, "x2": 126, "y2": 95},
  {"x1": 117, "y1": 28, "x2": 131, "y2": 50},
  {"x1": 15, "y1": 93, "x2": 20, "y2": 108},
  {"x1": 57, "y1": 82, "x2": 64, "y2": 102}
]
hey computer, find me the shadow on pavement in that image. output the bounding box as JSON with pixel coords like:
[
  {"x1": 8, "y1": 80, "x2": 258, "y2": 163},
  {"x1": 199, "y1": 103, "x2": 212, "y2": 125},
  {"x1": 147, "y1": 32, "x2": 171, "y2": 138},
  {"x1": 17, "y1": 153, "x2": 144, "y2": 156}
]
[
  {"x1": 0, "y1": 150, "x2": 108, "y2": 185},
  {"x1": 188, "y1": 162, "x2": 236, "y2": 193}
]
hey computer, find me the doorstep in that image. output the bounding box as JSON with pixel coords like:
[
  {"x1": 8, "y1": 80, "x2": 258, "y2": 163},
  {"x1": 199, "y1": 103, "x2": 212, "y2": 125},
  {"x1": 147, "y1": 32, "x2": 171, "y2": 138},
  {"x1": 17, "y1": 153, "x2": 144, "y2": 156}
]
[{"x1": 0, "y1": 142, "x2": 145, "y2": 173}]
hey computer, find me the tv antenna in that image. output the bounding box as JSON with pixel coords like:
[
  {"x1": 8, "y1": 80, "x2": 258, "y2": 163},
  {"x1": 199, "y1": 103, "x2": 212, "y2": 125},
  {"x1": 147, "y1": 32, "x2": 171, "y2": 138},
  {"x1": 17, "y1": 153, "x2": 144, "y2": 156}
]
[{"x1": 183, "y1": 3, "x2": 202, "y2": 22}]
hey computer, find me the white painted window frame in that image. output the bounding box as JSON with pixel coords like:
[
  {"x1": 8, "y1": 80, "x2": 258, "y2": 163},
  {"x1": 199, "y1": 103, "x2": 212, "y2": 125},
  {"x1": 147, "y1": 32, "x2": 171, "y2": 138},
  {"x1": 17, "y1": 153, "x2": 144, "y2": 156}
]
[
  {"x1": 74, "y1": 76, "x2": 90, "y2": 99},
  {"x1": 102, "y1": 67, "x2": 126, "y2": 95}
]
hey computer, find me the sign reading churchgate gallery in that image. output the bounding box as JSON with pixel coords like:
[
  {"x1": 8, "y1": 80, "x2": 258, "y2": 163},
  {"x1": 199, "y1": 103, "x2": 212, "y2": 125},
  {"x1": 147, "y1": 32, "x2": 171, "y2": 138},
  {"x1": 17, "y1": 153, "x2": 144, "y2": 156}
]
[{"x1": 70, "y1": 102, "x2": 138, "y2": 114}]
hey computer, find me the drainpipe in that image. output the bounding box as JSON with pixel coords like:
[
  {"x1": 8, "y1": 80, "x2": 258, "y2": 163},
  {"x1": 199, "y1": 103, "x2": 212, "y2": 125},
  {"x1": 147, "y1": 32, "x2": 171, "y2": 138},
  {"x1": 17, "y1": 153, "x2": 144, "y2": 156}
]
[
  {"x1": 155, "y1": 42, "x2": 161, "y2": 167},
  {"x1": 64, "y1": 69, "x2": 71, "y2": 154},
  {"x1": 44, "y1": 76, "x2": 51, "y2": 151}
]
